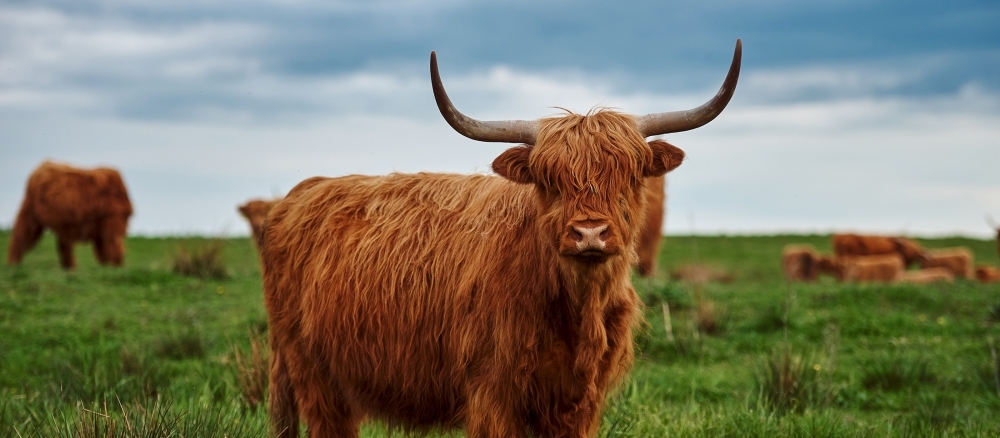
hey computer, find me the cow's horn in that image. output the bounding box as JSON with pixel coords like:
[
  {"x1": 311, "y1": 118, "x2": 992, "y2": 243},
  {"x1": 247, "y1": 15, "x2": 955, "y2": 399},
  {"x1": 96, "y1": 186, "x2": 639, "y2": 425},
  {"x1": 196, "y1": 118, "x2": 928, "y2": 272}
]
[
  {"x1": 431, "y1": 51, "x2": 539, "y2": 144},
  {"x1": 634, "y1": 39, "x2": 742, "y2": 137}
]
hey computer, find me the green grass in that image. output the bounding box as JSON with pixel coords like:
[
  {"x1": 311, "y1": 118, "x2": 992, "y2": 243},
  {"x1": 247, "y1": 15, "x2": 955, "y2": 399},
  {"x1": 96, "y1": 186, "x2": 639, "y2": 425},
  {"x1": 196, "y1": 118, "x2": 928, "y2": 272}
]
[{"x1": 1, "y1": 230, "x2": 999, "y2": 436}]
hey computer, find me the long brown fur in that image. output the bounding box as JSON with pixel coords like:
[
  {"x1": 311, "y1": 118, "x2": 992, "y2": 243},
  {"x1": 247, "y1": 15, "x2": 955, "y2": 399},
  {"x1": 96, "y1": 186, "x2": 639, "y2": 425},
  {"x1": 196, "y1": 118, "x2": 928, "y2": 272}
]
[
  {"x1": 634, "y1": 176, "x2": 665, "y2": 277},
  {"x1": 976, "y1": 265, "x2": 1000, "y2": 283},
  {"x1": 832, "y1": 233, "x2": 927, "y2": 268},
  {"x1": 7, "y1": 161, "x2": 132, "y2": 270},
  {"x1": 782, "y1": 244, "x2": 819, "y2": 282},
  {"x1": 838, "y1": 254, "x2": 905, "y2": 283},
  {"x1": 920, "y1": 247, "x2": 974, "y2": 279},
  {"x1": 238, "y1": 198, "x2": 280, "y2": 249},
  {"x1": 261, "y1": 111, "x2": 685, "y2": 438},
  {"x1": 898, "y1": 267, "x2": 954, "y2": 284}
]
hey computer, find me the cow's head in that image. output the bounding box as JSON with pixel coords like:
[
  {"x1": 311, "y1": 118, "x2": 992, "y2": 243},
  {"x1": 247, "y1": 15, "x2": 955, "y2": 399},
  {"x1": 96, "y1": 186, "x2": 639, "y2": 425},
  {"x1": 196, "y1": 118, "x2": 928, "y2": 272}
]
[
  {"x1": 431, "y1": 41, "x2": 740, "y2": 266},
  {"x1": 94, "y1": 170, "x2": 133, "y2": 266},
  {"x1": 891, "y1": 238, "x2": 928, "y2": 265},
  {"x1": 239, "y1": 199, "x2": 279, "y2": 247}
]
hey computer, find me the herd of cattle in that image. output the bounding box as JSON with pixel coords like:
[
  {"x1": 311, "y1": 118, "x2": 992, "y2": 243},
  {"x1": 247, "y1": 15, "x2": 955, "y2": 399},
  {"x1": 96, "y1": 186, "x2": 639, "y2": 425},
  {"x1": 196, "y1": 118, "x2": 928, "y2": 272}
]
[
  {"x1": 782, "y1": 234, "x2": 1000, "y2": 284},
  {"x1": 3, "y1": 40, "x2": 998, "y2": 437}
]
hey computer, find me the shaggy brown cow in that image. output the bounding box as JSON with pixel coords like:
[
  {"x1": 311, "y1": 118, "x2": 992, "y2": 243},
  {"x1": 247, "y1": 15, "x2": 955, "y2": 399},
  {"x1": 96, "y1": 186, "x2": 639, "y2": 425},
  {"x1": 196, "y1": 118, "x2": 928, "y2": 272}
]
[
  {"x1": 782, "y1": 244, "x2": 839, "y2": 282},
  {"x1": 898, "y1": 267, "x2": 954, "y2": 284},
  {"x1": 7, "y1": 161, "x2": 132, "y2": 270},
  {"x1": 832, "y1": 233, "x2": 927, "y2": 267},
  {"x1": 782, "y1": 244, "x2": 820, "y2": 282},
  {"x1": 838, "y1": 254, "x2": 905, "y2": 283},
  {"x1": 238, "y1": 198, "x2": 280, "y2": 249},
  {"x1": 635, "y1": 175, "x2": 665, "y2": 277},
  {"x1": 976, "y1": 265, "x2": 1000, "y2": 283},
  {"x1": 261, "y1": 41, "x2": 741, "y2": 438},
  {"x1": 920, "y1": 247, "x2": 974, "y2": 279}
]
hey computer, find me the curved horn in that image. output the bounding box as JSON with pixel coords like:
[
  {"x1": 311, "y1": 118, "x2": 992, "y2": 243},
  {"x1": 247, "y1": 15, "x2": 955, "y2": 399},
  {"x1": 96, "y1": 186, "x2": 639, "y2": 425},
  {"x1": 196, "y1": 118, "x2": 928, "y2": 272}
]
[
  {"x1": 635, "y1": 39, "x2": 742, "y2": 137},
  {"x1": 431, "y1": 51, "x2": 538, "y2": 144}
]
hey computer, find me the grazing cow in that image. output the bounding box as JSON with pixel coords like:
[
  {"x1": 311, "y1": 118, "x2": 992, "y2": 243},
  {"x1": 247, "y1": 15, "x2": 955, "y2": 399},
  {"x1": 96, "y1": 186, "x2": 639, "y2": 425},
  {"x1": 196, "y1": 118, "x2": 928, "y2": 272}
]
[
  {"x1": 7, "y1": 161, "x2": 132, "y2": 270},
  {"x1": 238, "y1": 198, "x2": 280, "y2": 249},
  {"x1": 920, "y1": 247, "x2": 974, "y2": 279},
  {"x1": 261, "y1": 41, "x2": 741, "y2": 438},
  {"x1": 898, "y1": 267, "x2": 954, "y2": 284},
  {"x1": 975, "y1": 265, "x2": 1000, "y2": 283},
  {"x1": 635, "y1": 175, "x2": 665, "y2": 277},
  {"x1": 838, "y1": 254, "x2": 905, "y2": 283},
  {"x1": 832, "y1": 233, "x2": 927, "y2": 268}
]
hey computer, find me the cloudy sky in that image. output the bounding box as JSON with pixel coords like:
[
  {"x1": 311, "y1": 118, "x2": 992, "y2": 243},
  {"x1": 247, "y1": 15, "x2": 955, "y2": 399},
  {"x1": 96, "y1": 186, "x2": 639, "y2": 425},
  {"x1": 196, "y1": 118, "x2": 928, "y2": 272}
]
[{"x1": 2, "y1": 0, "x2": 998, "y2": 237}]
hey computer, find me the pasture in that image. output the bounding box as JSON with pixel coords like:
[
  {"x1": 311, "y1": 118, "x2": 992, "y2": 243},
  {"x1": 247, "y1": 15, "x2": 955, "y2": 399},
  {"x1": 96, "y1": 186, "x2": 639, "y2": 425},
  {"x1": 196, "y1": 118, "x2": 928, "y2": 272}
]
[{"x1": 1, "y1": 230, "x2": 999, "y2": 437}]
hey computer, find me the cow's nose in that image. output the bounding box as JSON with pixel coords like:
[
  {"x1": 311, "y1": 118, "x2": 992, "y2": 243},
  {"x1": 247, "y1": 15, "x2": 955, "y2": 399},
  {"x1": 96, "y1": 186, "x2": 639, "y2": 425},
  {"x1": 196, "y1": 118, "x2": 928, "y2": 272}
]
[{"x1": 572, "y1": 224, "x2": 609, "y2": 250}]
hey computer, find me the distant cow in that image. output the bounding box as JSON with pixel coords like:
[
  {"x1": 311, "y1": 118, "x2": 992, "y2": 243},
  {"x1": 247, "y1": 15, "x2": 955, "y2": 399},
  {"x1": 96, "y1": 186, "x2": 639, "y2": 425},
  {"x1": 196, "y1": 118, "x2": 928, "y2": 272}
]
[
  {"x1": 975, "y1": 265, "x2": 1000, "y2": 283},
  {"x1": 7, "y1": 161, "x2": 133, "y2": 270},
  {"x1": 920, "y1": 247, "x2": 974, "y2": 279},
  {"x1": 839, "y1": 254, "x2": 905, "y2": 283},
  {"x1": 261, "y1": 42, "x2": 741, "y2": 437},
  {"x1": 635, "y1": 175, "x2": 665, "y2": 277},
  {"x1": 898, "y1": 267, "x2": 954, "y2": 284},
  {"x1": 832, "y1": 233, "x2": 927, "y2": 267},
  {"x1": 238, "y1": 198, "x2": 280, "y2": 249},
  {"x1": 782, "y1": 244, "x2": 839, "y2": 282},
  {"x1": 783, "y1": 244, "x2": 820, "y2": 282}
]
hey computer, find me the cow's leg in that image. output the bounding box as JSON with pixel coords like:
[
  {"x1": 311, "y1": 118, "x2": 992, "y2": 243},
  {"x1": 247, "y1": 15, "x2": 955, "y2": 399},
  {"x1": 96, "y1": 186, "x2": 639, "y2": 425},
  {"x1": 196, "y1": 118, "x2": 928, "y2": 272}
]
[
  {"x1": 283, "y1": 347, "x2": 360, "y2": 438},
  {"x1": 7, "y1": 204, "x2": 43, "y2": 265},
  {"x1": 466, "y1": 378, "x2": 528, "y2": 438},
  {"x1": 56, "y1": 236, "x2": 76, "y2": 270},
  {"x1": 269, "y1": 349, "x2": 299, "y2": 438},
  {"x1": 298, "y1": 384, "x2": 360, "y2": 438},
  {"x1": 92, "y1": 233, "x2": 107, "y2": 265}
]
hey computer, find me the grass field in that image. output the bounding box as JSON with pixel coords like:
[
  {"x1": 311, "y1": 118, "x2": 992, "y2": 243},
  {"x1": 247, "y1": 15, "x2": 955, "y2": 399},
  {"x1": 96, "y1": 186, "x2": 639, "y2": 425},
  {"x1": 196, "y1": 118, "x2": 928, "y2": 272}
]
[{"x1": 1, "y1": 230, "x2": 999, "y2": 437}]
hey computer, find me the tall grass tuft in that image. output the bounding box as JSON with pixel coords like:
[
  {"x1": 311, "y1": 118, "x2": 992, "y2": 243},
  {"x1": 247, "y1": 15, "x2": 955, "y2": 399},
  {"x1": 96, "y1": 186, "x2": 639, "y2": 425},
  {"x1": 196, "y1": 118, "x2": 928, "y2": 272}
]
[
  {"x1": 861, "y1": 351, "x2": 936, "y2": 392},
  {"x1": 172, "y1": 241, "x2": 228, "y2": 279},
  {"x1": 758, "y1": 347, "x2": 807, "y2": 413},
  {"x1": 229, "y1": 329, "x2": 269, "y2": 410},
  {"x1": 4, "y1": 397, "x2": 268, "y2": 438},
  {"x1": 153, "y1": 330, "x2": 205, "y2": 360},
  {"x1": 50, "y1": 343, "x2": 168, "y2": 404}
]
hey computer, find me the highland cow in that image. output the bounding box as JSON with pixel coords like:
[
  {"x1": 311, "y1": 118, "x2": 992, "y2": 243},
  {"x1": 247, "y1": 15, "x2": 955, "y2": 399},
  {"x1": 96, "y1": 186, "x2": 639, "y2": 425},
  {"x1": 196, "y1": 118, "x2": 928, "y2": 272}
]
[
  {"x1": 782, "y1": 244, "x2": 838, "y2": 282},
  {"x1": 839, "y1": 254, "x2": 905, "y2": 283},
  {"x1": 7, "y1": 161, "x2": 132, "y2": 270},
  {"x1": 238, "y1": 198, "x2": 280, "y2": 249},
  {"x1": 261, "y1": 41, "x2": 741, "y2": 438},
  {"x1": 975, "y1": 265, "x2": 1000, "y2": 283},
  {"x1": 920, "y1": 247, "x2": 974, "y2": 279},
  {"x1": 635, "y1": 175, "x2": 665, "y2": 277},
  {"x1": 832, "y1": 233, "x2": 928, "y2": 268}
]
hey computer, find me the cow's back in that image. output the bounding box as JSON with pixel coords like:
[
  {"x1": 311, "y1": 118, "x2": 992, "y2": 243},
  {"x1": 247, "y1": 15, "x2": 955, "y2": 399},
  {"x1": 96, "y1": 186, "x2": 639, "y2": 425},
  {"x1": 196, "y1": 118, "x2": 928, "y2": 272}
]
[
  {"x1": 260, "y1": 172, "x2": 545, "y2": 424},
  {"x1": 832, "y1": 234, "x2": 896, "y2": 258}
]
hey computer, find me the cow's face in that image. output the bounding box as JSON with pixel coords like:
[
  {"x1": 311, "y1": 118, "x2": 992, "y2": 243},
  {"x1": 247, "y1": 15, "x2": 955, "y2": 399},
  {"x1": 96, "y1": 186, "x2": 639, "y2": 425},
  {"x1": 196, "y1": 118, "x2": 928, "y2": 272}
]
[
  {"x1": 493, "y1": 111, "x2": 684, "y2": 265},
  {"x1": 99, "y1": 213, "x2": 130, "y2": 266}
]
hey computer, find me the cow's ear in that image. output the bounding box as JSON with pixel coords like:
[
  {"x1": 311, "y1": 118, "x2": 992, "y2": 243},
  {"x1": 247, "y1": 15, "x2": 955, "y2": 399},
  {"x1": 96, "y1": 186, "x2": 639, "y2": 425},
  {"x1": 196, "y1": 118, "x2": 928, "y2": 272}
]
[
  {"x1": 644, "y1": 139, "x2": 685, "y2": 177},
  {"x1": 492, "y1": 145, "x2": 534, "y2": 184}
]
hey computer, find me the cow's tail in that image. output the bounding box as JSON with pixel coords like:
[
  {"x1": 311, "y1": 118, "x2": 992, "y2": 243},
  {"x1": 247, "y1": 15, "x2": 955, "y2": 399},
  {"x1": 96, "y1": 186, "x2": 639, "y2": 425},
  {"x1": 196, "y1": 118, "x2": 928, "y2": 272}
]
[
  {"x1": 268, "y1": 345, "x2": 299, "y2": 438},
  {"x1": 7, "y1": 198, "x2": 43, "y2": 265}
]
